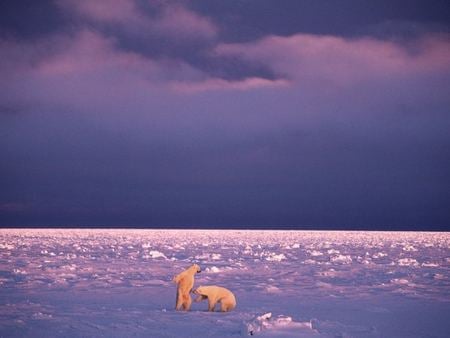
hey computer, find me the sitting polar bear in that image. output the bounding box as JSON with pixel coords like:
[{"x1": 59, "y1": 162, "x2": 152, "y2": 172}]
[
  {"x1": 173, "y1": 264, "x2": 201, "y2": 311},
  {"x1": 193, "y1": 285, "x2": 236, "y2": 312}
]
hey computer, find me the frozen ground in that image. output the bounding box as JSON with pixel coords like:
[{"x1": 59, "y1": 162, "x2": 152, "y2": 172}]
[{"x1": 0, "y1": 229, "x2": 449, "y2": 337}]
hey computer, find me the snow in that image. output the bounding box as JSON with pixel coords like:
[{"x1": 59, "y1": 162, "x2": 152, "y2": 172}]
[
  {"x1": 397, "y1": 258, "x2": 419, "y2": 266},
  {"x1": 205, "y1": 266, "x2": 221, "y2": 273},
  {"x1": 148, "y1": 250, "x2": 167, "y2": 259},
  {"x1": 0, "y1": 229, "x2": 449, "y2": 337},
  {"x1": 264, "y1": 253, "x2": 286, "y2": 262},
  {"x1": 330, "y1": 254, "x2": 352, "y2": 264},
  {"x1": 246, "y1": 312, "x2": 316, "y2": 337},
  {"x1": 308, "y1": 250, "x2": 323, "y2": 257}
]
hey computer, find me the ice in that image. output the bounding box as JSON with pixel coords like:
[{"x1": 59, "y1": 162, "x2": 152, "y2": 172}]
[
  {"x1": 308, "y1": 250, "x2": 323, "y2": 256},
  {"x1": 327, "y1": 249, "x2": 340, "y2": 255},
  {"x1": 148, "y1": 250, "x2": 167, "y2": 259},
  {"x1": 211, "y1": 253, "x2": 222, "y2": 260},
  {"x1": 372, "y1": 252, "x2": 387, "y2": 259},
  {"x1": 391, "y1": 278, "x2": 410, "y2": 285},
  {"x1": 0, "y1": 243, "x2": 14, "y2": 250},
  {"x1": 205, "y1": 266, "x2": 220, "y2": 273},
  {"x1": 397, "y1": 258, "x2": 419, "y2": 266},
  {"x1": 264, "y1": 253, "x2": 286, "y2": 261},
  {"x1": 0, "y1": 229, "x2": 449, "y2": 337},
  {"x1": 246, "y1": 313, "x2": 317, "y2": 337},
  {"x1": 265, "y1": 285, "x2": 281, "y2": 293},
  {"x1": 32, "y1": 312, "x2": 53, "y2": 320},
  {"x1": 403, "y1": 244, "x2": 418, "y2": 252},
  {"x1": 330, "y1": 254, "x2": 352, "y2": 264}
]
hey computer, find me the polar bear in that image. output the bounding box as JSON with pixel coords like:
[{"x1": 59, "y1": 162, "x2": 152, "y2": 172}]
[
  {"x1": 192, "y1": 285, "x2": 236, "y2": 312},
  {"x1": 173, "y1": 264, "x2": 201, "y2": 311}
]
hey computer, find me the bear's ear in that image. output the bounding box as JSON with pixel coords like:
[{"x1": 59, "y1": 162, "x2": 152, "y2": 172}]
[{"x1": 173, "y1": 275, "x2": 180, "y2": 283}]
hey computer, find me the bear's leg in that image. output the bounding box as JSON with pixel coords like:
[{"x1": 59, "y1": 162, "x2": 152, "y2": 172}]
[
  {"x1": 220, "y1": 297, "x2": 235, "y2": 312},
  {"x1": 175, "y1": 290, "x2": 183, "y2": 310},
  {"x1": 184, "y1": 294, "x2": 192, "y2": 311},
  {"x1": 208, "y1": 297, "x2": 217, "y2": 312},
  {"x1": 220, "y1": 301, "x2": 229, "y2": 312}
]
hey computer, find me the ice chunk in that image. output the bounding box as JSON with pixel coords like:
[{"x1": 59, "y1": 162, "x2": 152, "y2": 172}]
[
  {"x1": 402, "y1": 245, "x2": 418, "y2": 252},
  {"x1": 265, "y1": 253, "x2": 286, "y2": 261},
  {"x1": 266, "y1": 285, "x2": 281, "y2": 293},
  {"x1": 246, "y1": 313, "x2": 314, "y2": 336},
  {"x1": 391, "y1": 278, "x2": 409, "y2": 285},
  {"x1": 397, "y1": 258, "x2": 419, "y2": 266},
  {"x1": 259, "y1": 312, "x2": 273, "y2": 321},
  {"x1": 211, "y1": 253, "x2": 222, "y2": 260},
  {"x1": 148, "y1": 250, "x2": 167, "y2": 259},
  {"x1": 205, "y1": 266, "x2": 220, "y2": 273},
  {"x1": 0, "y1": 243, "x2": 14, "y2": 250},
  {"x1": 372, "y1": 252, "x2": 388, "y2": 259},
  {"x1": 32, "y1": 312, "x2": 53, "y2": 320},
  {"x1": 331, "y1": 254, "x2": 352, "y2": 264}
]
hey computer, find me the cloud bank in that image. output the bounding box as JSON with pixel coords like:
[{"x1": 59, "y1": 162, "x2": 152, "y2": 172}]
[{"x1": 1, "y1": 0, "x2": 449, "y2": 227}]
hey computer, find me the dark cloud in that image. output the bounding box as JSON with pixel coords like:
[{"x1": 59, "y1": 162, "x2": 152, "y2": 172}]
[{"x1": 191, "y1": 0, "x2": 450, "y2": 41}]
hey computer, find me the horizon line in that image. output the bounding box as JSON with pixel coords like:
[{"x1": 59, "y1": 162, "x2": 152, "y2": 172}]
[{"x1": 0, "y1": 225, "x2": 448, "y2": 232}]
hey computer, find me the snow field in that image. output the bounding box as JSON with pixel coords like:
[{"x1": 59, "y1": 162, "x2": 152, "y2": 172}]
[{"x1": 0, "y1": 229, "x2": 449, "y2": 337}]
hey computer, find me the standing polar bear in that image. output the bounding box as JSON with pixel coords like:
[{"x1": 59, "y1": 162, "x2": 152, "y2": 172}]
[
  {"x1": 173, "y1": 264, "x2": 201, "y2": 311},
  {"x1": 193, "y1": 285, "x2": 236, "y2": 312}
]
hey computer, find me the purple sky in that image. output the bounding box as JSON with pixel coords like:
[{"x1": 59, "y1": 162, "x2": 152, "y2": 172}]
[{"x1": 1, "y1": 0, "x2": 449, "y2": 229}]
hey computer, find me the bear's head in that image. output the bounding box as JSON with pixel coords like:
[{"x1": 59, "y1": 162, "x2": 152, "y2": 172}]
[
  {"x1": 191, "y1": 264, "x2": 201, "y2": 274},
  {"x1": 192, "y1": 286, "x2": 204, "y2": 295}
]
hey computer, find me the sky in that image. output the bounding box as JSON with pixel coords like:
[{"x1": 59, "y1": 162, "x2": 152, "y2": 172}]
[{"x1": 1, "y1": 0, "x2": 449, "y2": 230}]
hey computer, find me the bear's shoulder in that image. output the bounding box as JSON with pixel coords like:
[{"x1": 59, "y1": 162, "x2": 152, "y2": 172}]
[{"x1": 199, "y1": 285, "x2": 229, "y2": 295}]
